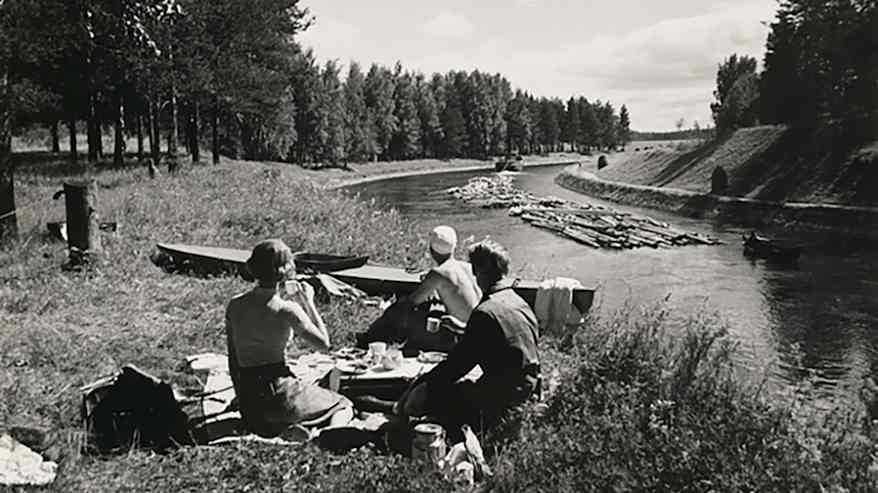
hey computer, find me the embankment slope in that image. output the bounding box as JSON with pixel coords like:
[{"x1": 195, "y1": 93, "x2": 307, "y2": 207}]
[
  {"x1": 599, "y1": 124, "x2": 878, "y2": 207},
  {"x1": 560, "y1": 124, "x2": 878, "y2": 233}
]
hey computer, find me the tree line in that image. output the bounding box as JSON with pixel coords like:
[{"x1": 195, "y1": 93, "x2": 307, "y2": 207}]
[
  {"x1": 288, "y1": 61, "x2": 631, "y2": 167},
  {"x1": 711, "y1": 0, "x2": 877, "y2": 133},
  {"x1": 0, "y1": 0, "x2": 631, "y2": 240}
]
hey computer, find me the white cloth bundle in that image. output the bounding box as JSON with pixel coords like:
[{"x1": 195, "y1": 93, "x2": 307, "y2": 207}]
[
  {"x1": 533, "y1": 277, "x2": 584, "y2": 336},
  {"x1": 0, "y1": 434, "x2": 57, "y2": 486}
]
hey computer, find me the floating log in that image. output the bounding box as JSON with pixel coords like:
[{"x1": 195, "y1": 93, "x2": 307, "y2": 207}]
[
  {"x1": 562, "y1": 227, "x2": 601, "y2": 248},
  {"x1": 450, "y1": 175, "x2": 721, "y2": 251}
]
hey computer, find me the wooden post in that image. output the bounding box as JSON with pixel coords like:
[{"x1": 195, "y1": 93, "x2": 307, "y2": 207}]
[
  {"x1": 56, "y1": 181, "x2": 101, "y2": 265},
  {"x1": 0, "y1": 67, "x2": 17, "y2": 244},
  {"x1": 113, "y1": 91, "x2": 126, "y2": 168},
  {"x1": 212, "y1": 93, "x2": 219, "y2": 165}
]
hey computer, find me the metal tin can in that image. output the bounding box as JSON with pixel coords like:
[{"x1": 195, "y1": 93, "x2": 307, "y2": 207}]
[{"x1": 412, "y1": 423, "x2": 446, "y2": 465}]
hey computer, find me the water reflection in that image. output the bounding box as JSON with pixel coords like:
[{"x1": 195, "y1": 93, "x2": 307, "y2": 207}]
[{"x1": 345, "y1": 165, "x2": 878, "y2": 394}]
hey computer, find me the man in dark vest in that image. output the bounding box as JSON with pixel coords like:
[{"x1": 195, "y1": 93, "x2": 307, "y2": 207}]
[{"x1": 396, "y1": 239, "x2": 540, "y2": 440}]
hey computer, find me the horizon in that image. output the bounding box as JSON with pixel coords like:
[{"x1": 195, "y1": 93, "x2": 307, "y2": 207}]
[{"x1": 298, "y1": 0, "x2": 777, "y2": 133}]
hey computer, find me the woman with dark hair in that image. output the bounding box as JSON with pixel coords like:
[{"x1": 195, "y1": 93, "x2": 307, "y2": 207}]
[{"x1": 225, "y1": 239, "x2": 353, "y2": 439}]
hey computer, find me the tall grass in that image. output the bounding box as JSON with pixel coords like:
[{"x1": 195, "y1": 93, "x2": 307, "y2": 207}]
[
  {"x1": 2, "y1": 157, "x2": 876, "y2": 491},
  {"x1": 487, "y1": 304, "x2": 878, "y2": 492},
  {"x1": 1, "y1": 158, "x2": 426, "y2": 458}
]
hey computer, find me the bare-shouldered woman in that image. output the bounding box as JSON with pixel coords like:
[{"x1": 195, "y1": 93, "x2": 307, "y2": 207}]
[{"x1": 226, "y1": 239, "x2": 353, "y2": 439}]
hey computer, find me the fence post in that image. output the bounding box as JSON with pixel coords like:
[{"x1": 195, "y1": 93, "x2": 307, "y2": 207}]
[{"x1": 57, "y1": 180, "x2": 101, "y2": 265}]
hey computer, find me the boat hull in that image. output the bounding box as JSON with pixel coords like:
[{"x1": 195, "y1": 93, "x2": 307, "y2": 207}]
[
  {"x1": 331, "y1": 264, "x2": 595, "y2": 315},
  {"x1": 495, "y1": 160, "x2": 525, "y2": 172},
  {"x1": 742, "y1": 236, "x2": 801, "y2": 263},
  {"x1": 155, "y1": 243, "x2": 369, "y2": 276},
  {"x1": 154, "y1": 244, "x2": 596, "y2": 314}
]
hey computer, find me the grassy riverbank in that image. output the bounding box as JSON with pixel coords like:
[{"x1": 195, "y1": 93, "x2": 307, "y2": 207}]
[
  {"x1": 2, "y1": 156, "x2": 877, "y2": 491},
  {"x1": 598, "y1": 125, "x2": 878, "y2": 207},
  {"x1": 560, "y1": 126, "x2": 878, "y2": 234}
]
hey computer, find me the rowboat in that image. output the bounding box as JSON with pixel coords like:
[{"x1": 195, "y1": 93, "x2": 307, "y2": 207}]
[
  {"x1": 495, "y1": 158, "x2": 525, "y2": 172},
  {"x1": 330, "y1": 264, "x2": 595, "y2": 315},
  {"x1": 154, "y1": 243, "x2": 596, "y2": 314},
  {"x1": 742, "y1": 233, "x2": 801, "y2": 263},
  {"x1": 155, "y1": 243, "x2": 369, "y2": 277}
]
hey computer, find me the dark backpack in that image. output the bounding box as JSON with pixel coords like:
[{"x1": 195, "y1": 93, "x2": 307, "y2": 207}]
[{"x1": 81, "y1": 365, "x2": 194, "y2": 453}]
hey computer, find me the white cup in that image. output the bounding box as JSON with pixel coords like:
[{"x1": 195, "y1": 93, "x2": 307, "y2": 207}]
[
  {"x1": 426, "y1": 317, "x2": 440, "y2": 334},
  {"x1": 368, "y1": 342, "x2": 387, "y2": 364},
  {"x1": 284, "y1": 280, "x2": 301, "y2": 298}
]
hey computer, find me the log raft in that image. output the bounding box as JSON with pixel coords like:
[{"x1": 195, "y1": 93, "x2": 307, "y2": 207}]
[{"x1": 447, "y1": 175, "x2": 722, "y2": 251}]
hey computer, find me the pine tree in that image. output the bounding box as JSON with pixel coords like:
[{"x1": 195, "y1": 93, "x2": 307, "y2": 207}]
[
  {"x1": 343, "y1": 61, "x2": 370, "y2": 162},
  {"x1": 389, "y1": 64, "x2": 420, "y2": 160},
  {"x1": 364, "y1": 64, "x2": 396, "y2": 160},
  {"x1": 577, "y1": 97, "x2": 597, "y2": 152},
  {"x1": 290, "y1": 48, "x2": 321, "y2": 164},
  {"x1": 414, "y1": 73, "x2": 441, "y2": 158},
  {"x1": 318, "y1": 60, "x2": 345, "y2": 167},
  {"x1": 505, "y1": 90, "x2": 533, "y2": 155},
  {"x1": 617, "y1": 104, "x2": 631, "y2": 148},
  {"x1": 563, "y1": 97, "x2": 580, "y2": 151},
  {"x1": 536, "y1": 98, "x2": 560, "y2": 153},
  {"x1": 440, "y1": 89, "x2": 466, "y2": 158}
]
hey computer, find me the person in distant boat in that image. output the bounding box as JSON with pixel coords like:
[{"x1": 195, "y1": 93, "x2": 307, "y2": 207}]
[
  {"x1": 394, "y1": 239, "x2": 541, "y2": 441},
  {"x1": 225, "y1": 239, "x2": 353, "y2": 439},
  {"x1": 356, "y1": 225, "x2": 482, "y2": 353}
]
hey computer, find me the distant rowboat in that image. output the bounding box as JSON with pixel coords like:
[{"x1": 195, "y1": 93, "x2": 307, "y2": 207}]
[
  {"x1": 742, "y1": 233, "x2": 801, "y2": 263},
  {"x1": 495, "y1": 157, "x2": 525, "y2": 172}
]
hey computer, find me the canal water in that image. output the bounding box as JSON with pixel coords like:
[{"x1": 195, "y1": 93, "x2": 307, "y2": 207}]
[{"x1": 346, "y1": 164, "x2": 878, "y2": 396}]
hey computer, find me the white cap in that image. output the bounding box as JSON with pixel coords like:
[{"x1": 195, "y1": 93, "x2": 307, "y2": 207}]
[{"x1": 429, "y1": 226, "x2": 457, "y2": 255}]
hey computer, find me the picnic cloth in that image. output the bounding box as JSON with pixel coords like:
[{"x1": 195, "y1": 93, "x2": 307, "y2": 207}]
[
  {"x1": 185, "y1": 352, "x2": 416, "y2": 445},
  {"x1": 184, "y1": 351, "x2": 482, "y2": 444},
  {"x1": 533, "y1": 277, "x2": 584, "y2": 336},
  {"x1": 0, "y1": 434, "x2": 57, "y2": 486}
]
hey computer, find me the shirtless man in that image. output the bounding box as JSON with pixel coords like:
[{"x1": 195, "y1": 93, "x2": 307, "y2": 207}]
[
  {"x1": 404, "y1": 225, "x2": 481, "y2": 332},
  {"x1": 356, "y1": 226, "x2": 481, "y2": 351}
]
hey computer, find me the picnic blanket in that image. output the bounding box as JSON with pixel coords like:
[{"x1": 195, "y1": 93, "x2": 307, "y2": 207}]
[{"x1": 184, "y1": 352, "x2": 390, "y2": 445}]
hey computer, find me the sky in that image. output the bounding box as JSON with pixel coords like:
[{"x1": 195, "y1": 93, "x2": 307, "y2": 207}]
[{"x1": 297, "y1": 0, "x2": 778, "y2": 132}]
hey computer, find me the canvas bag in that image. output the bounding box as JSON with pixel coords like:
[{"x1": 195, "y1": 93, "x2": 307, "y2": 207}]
[{"x1": 80, "y1": 365, "x2": 194, "y2": 453}]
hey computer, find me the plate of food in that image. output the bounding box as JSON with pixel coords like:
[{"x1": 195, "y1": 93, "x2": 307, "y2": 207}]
[
  {"x1": 333, "y1": 347, "x2": 367, "y2": 360},
  {"x1": 417, "y1": 351, "x2": 448, "y2": 364},
  {"x1": 335, "y1": 361, "x2": 371, "y2": 375}
]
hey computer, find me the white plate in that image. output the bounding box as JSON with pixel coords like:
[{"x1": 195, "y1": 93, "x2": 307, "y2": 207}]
[
  {"x1": 417, "y1": 352, "x2": 448, "y2": 364},
  {"x1": 336, "y1": 361, "x2": 370, "y2": 374}
]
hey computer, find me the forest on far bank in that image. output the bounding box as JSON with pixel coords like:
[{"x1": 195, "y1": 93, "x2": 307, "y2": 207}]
[{"x1": 0, "y1": 0, "x2": 631, "y2": 172}]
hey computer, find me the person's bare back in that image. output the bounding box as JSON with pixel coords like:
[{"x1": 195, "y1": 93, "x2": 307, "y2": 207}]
[{"x1": 429, "y1": 258, "x2": 481, "y2": 321}]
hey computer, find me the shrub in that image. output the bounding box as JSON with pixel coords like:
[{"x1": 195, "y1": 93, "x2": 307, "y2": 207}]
[{"x1": 488, "y1": 303, "x2": 878, "y2": 492}]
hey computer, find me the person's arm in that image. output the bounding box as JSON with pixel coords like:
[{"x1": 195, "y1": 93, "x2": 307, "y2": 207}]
[
  {"x1": 423, "y1": 310, "x2": 493, "y2": 386},
  {"x1": 439, "y1": 314, "x2": 466, "y2": 334},
  {"x1": 405, "y1": 269, "x2": 444, "y2": 306},
  {"x1": 287, "y1": 301, "x2": 331, "y2": 351},
  {"x1": 282, "y1": 282, "x2": 330, "y2": 351}
]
